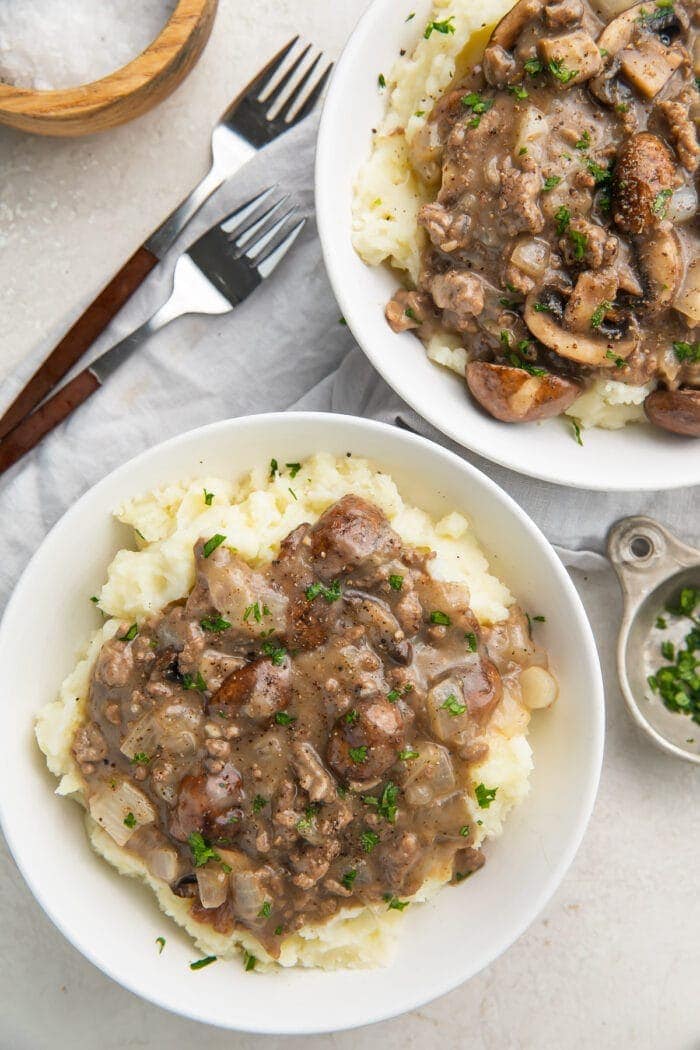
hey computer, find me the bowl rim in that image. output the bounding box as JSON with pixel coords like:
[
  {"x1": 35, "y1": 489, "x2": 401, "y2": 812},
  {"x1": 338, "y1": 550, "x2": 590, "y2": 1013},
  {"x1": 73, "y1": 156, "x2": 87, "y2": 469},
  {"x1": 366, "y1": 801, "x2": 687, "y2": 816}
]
[
  {"x1": 0, "y1": 411, "x2": 605, "y2": 1033},
  {"x1": 0, "y1": 0, "x2": 217, "y2": 136},
  {"x1": 314, "y1": 0, "x2": 699, "y2": 493}
]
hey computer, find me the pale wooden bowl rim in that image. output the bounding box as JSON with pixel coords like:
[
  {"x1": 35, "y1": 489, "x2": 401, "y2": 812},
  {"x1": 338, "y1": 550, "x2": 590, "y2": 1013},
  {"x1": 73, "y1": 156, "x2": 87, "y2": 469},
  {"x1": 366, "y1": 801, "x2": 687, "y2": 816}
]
[{"x1": 0, "y1": 0, "x2": 214, "y2": 124}]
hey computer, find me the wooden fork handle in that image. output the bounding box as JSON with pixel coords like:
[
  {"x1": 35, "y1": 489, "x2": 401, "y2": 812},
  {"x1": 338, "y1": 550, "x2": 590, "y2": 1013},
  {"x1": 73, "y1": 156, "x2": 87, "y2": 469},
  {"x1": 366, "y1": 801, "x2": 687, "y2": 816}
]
[
  {"x1": 0, "y1": 245, "x2": 157, "y2": 441},
  {"x1": 0, "y1": 368, "x2": 101, "y2": 476}
]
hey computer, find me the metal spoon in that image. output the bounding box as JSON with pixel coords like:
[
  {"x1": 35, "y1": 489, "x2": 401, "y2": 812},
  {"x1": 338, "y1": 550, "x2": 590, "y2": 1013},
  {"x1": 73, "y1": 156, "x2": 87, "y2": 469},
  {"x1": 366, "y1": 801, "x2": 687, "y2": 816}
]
[{"x1": 607, "y1": 516, "x2": 700, "y2": 765}]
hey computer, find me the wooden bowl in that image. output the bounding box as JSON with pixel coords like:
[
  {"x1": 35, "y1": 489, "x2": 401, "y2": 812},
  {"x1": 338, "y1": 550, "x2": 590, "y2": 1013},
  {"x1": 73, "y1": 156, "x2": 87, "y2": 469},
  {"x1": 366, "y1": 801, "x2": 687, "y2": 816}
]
[{"x1": 0, "y1": 0, "x2": 218, "y2": 137}]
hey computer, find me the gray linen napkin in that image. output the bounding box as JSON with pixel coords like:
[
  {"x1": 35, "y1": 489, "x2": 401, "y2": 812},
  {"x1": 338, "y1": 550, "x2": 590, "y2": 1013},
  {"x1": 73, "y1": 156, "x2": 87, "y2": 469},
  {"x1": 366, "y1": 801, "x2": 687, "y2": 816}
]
[{"x1": 1, "y1": 113, "x2": 697, "y2": 615}]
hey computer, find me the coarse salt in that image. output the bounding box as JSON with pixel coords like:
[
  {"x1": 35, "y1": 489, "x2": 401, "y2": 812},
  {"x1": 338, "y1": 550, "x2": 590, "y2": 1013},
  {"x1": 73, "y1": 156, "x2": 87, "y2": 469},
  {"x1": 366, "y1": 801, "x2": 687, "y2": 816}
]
[{"x1": 0, "y1": 0, "x2": 177, "y2": 91}]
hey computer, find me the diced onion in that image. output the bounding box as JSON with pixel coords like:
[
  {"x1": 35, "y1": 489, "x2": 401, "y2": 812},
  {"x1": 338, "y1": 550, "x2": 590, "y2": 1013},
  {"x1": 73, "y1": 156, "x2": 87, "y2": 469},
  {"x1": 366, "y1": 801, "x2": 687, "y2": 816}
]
[
  {"x1": 88, "y1": 780, "x2": 155, "y2": 846},
  {"x1": 120, "y1": 713, "x2": 158, "y2": 761},
  {"x1": 674, "y1": 257, "x2": 700, "y2": 325},
  {"x1": 196, "y1": 863, "x2": 229, "y2": 909},
  {"x1": 404, "y1": 742, "x2": 455, "y2": 806},
  {"x1": 666, "y1": 185, "x2": 697, "y2": 225},
  {"x1": 231, "y1": 871, "x2": 266, "y2": 921},
  {"x1": 519, "y1": 666, "x2": 558, "y2": 710},
  {"x1": 511, "y1": 238, "x2": 550, "y2": 279}
]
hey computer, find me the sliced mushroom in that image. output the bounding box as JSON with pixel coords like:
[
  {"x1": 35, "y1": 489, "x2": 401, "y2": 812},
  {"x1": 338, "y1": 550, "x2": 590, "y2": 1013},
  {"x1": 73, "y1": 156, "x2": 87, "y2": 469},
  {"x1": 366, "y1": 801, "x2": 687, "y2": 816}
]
[
  {"x1": 644, "y1": 388, "x2": 700, "y2": 436},
  {"x1": 563, "y1": 269, "x2": 619, "y2": 331},
  {"x1": 635, "y1": 227, "x2": 683, "y2": 315},
  {"x1": 674, "y1": 255, "x2": 700, "y2": 324},
  {"x1": 524, "y1": 291, "x2": 638, "y2": 365},
  {"x1": 590, "y1": 2, "x2": 689, "y2": 105},
  {"x1": 613, "y1": 132, "x2": 678, "y2": 234},
  {"x1": 466, "y1": 362, "x2": 581, "y2": 422},
  {"x1": 537, "y1": 29, "x2": 603, "y2": 86}
]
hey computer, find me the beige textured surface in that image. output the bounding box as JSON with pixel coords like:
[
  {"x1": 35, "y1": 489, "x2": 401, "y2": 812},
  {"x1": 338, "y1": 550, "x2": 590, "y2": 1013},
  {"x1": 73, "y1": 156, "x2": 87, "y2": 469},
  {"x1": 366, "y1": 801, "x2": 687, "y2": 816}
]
[{"x1": 0, "y1": 1, "x2": 698, "y2": 1047}]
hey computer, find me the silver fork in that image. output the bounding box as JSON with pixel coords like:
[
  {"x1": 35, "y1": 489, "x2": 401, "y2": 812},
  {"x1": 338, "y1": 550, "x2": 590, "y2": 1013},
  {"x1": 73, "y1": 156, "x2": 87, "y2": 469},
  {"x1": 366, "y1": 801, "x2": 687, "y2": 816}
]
[
  {"x1": 0, "y1": 38, "x2": 330, "y2": 442},
  {"x1": 145, "y1": 38, "x2": 331, "y2": 257},
  {"x1": 0, "y1": 190, "x2": 305, "y2": 476}
]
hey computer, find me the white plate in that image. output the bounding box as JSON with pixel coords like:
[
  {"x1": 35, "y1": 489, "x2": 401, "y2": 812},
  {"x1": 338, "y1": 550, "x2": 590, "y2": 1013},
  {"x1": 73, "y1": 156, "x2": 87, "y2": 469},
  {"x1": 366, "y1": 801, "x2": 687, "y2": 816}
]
[
  {"x1": 0, "y1": 413, "x2": 604, "y2": 1033},
  {"x1": 315, "y1": 0, "x2": 698, "y2": 491}
]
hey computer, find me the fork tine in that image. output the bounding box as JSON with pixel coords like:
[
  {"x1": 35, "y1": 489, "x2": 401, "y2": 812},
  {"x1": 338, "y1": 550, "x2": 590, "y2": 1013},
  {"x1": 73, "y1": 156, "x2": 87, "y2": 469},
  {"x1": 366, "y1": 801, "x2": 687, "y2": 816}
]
[
  {"x1": 244, "y1": 207, "x2": 298, "y2": 260},
  {"x1": 232, "y1": 195, "x2": 291, "y2": 253},
  {"x1": 292, "y1": 61, "x2": 333, "y2": 124},
  {"x1": 255, "y1": 217, "x2": 306, "y2": 277},
  {"x1": 260, "y1": 43, "x2": 312, "y2": 105},
  {"x1": 237, "y1": 36, "x2": 300, "y2": 102},
  {"x1": 218, "y1": 186, "x2": 277, "y2": 235},
  {"x1": 274, "y1": 53, "x2": 322, "y2": 123}
]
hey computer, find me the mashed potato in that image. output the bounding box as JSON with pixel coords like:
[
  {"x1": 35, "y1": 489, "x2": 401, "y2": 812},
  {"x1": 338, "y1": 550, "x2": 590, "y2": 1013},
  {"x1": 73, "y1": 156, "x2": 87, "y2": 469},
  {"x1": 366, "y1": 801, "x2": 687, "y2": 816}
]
[
  {"x1": 37, "y1": 453, "x2": 538, "y2": 970},
  {"x1": 352, "y1": 0, "x2": 648, "y2": 430}
]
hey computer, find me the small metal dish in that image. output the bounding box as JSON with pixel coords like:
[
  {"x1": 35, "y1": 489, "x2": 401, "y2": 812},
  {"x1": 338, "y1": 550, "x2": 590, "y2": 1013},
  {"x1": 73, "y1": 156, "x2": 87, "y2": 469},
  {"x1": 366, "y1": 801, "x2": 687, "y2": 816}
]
[{"x1": 608, "y1": 516, "x2": 700, "y2": 765}]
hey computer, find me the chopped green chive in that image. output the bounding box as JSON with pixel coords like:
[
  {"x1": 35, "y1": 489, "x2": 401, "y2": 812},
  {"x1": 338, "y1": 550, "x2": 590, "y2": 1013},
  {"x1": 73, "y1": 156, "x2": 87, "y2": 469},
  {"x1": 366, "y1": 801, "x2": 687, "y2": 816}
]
[
  {"x1": 203, "y1": 534, "x2": 226, "y2": 558},
  {"x1": 474, "y1": 783, "x2": 498, "y2": 808}
]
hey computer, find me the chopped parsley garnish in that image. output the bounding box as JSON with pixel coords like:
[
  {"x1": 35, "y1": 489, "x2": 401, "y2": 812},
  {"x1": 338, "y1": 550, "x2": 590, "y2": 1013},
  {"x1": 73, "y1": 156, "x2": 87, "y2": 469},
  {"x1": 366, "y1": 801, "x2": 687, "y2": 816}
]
[
  {"x1": 389, "y1": 573, "x2": 404, "y2": 591},
  {"x1": 542, "y1": 175, "x2": 561, "y2": 191},
  {"x1": 672, "y1": 341, "x2": 700, "y2": 363},
  {"x1": 274, "y1": 925, "x2": 284, "y2": 936},
  {"x1": 605, "y1": 350, "x2": 625, "y2": 368},
  {"x1": 585, "y1": 159, "x2": 612, "y2": 186},
  {"x1": 305, "y1": 579, "x2": 342, "y2": 603},
  {"x1": 508, "y1": 84, "x2": 529, "y2": 99},
  {"x1": 519, "y1": 147, "x2": 528, "y2": 155},
  {"x1": 499, "y1": 297, "x2": 517, "y2": 308},
  {"x1": 430, "y1": 610, "x2": 451, "y2": 626},
  {"x1": 243, "y1": 951, "x2": 256, "y2": 972},
  {"x1": 202, "y1": 533, "x2": 226, "y2": 558},
  {"x1": 361, "y1": 829, "x2": 380, "y2": 853},
  {"x1": 363, "y1": 781, "x2": 399, "y2": 823},
  {"x1": 651, "y1": 188, "x2": 673, "y2": 218},
  {"x1": 405, "y1": 306, "x2": 417, "y2": 321},
  {"x1": 533, "y1": 301, "x2": 551, "y2": 312},
  {"x1": 474, "y1": 783, "x2": 498, "y2": 809},
  {"x1": 465, "y1": 631, "x2": 478, "y2": 652},
  {"x1": 203, "y1": 488, "x2": 214, "y2": 505},
  {"x1": 656, "y1": 616, "x2": 668, "y2": 630},
  {"x1": 286, "y1": 462, "x2": 301, "y2": 478},
  {"x1": 424, "y1": 15, "x2": 455, "y2": 38},
  {"x1": 258, "y1": 901, "x2": 272, "y2": 919},
  {"x1": 533, "y1": 615, "x2": 546, "y2": 623},
  {"x1": 274, "y1": 711, "x2": 296, "y2": 726},
  {"x1": 156, "y1": 936, "x2": 166, "y2": 954},
  {"x1": 591, "y1": 300, "x2": 613, "y2": 329},
  {"x1": 461, "y1": 91, "x2": 494, "y2": 116},
  {"x1": 647, "y1": 588, "x2": 699, "y2": 724},
  {"x1": 524, "y1": 58, "x2": 544, "y2": 75},
  {"x1": 252, "y1": 795, "x2": 268, "y2": 813},
  {"x1": 569, "y1": 228, "x2": 588, "y2": 260},
  {"x1": 555, "y1": 206, "x2": 571, "y2": 235},
  {"x1": 90, "y1": 595, "x2": 99, "y2": 604},
  {"x1": 288, "y1": 487, "x2": 298, "y2": 501},
  {"x1": 181, "y1": 671, "x2": 207, "y2": 692},
  {"x1": 406, "y1": 12, "x2": 415, "y2": 21},
  {"x1": 190, "y1": 956, "x2": 217, "y2": 970},
  {"x1": 119, "y1": 623, "x2": 138, "y2": 642},
  {"x1": 269, "y1": 458, "x2": 280, "y2": 480},
  {"x1": 262, "y1": 640, "x2": 287, "y2": 666},
  {"x1": 575, "y1": 130, "x2": 590, "y2": 150},
  {"x1": 571, "y1": 419, "x2": 584, "y2": 445},
  {"x1": 342, "y1": 869, "x2": 358, "y2": 890},
  {"x1": 200, "y1": 614, "x2": 231, "y2": 632},
  {"x1": 548, "y1": 58, "x2": 578, "y2": 84},
  {"x1": 441, "y1": 693, "x2": 467, "y2": 716},
  {"x1": 123, "y1": 812, "x2": 137, "y2": 829},
  {"x1": 345, "y1": 708, "x2": 359, "y2": 725},
  {"x1": 398, "y1": 747, "x2": 419, "y2": 761},
  {"x1": 339, "y1": 317, "x2": 347, "y2": 326},
  {"x1": 378, "y1": 73, "x2": 386, "y2": 89},
  {"x1": 188, "y1": 831, "x2": 220, "y2": 867},
  {"x1": 387, "y1": 683, "x2": 412, "y2": 702},
  {"x1": 349, "y1": 745, "x2": 368, "y2": 764},
  {"x1": 415, "y1": 109, "x2": 425, "y2": 117},
  {"x1": 459, "y1": 825, "x2": 470, "y2": 837},
  {"x1": 131, "y1": 752, "x2": 150, "y2": 765},
  {"x1": 385, "y1": 896, "x2": 409, "y2": 911},
  {"x1": 243, "y1": 601, "x2": 263, "y2": 623}
]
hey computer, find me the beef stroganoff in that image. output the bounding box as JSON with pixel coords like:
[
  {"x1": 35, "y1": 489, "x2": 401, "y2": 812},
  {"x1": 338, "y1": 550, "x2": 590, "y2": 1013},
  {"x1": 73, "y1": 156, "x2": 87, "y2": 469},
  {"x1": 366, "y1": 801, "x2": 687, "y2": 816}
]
[{"x1": 37, "y1": 454, "x2": 556, "y2": 971}]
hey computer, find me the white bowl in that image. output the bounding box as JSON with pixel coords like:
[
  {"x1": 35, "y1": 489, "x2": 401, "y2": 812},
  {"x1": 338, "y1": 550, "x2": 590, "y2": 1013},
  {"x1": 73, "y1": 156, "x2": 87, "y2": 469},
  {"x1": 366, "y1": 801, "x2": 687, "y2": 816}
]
[
  {"x1": 0, "y1": 413, "x2": 604, "y2": 1034},
  {"x1": 315, "y1": 0, "x2": 698, "y2": 492}
]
